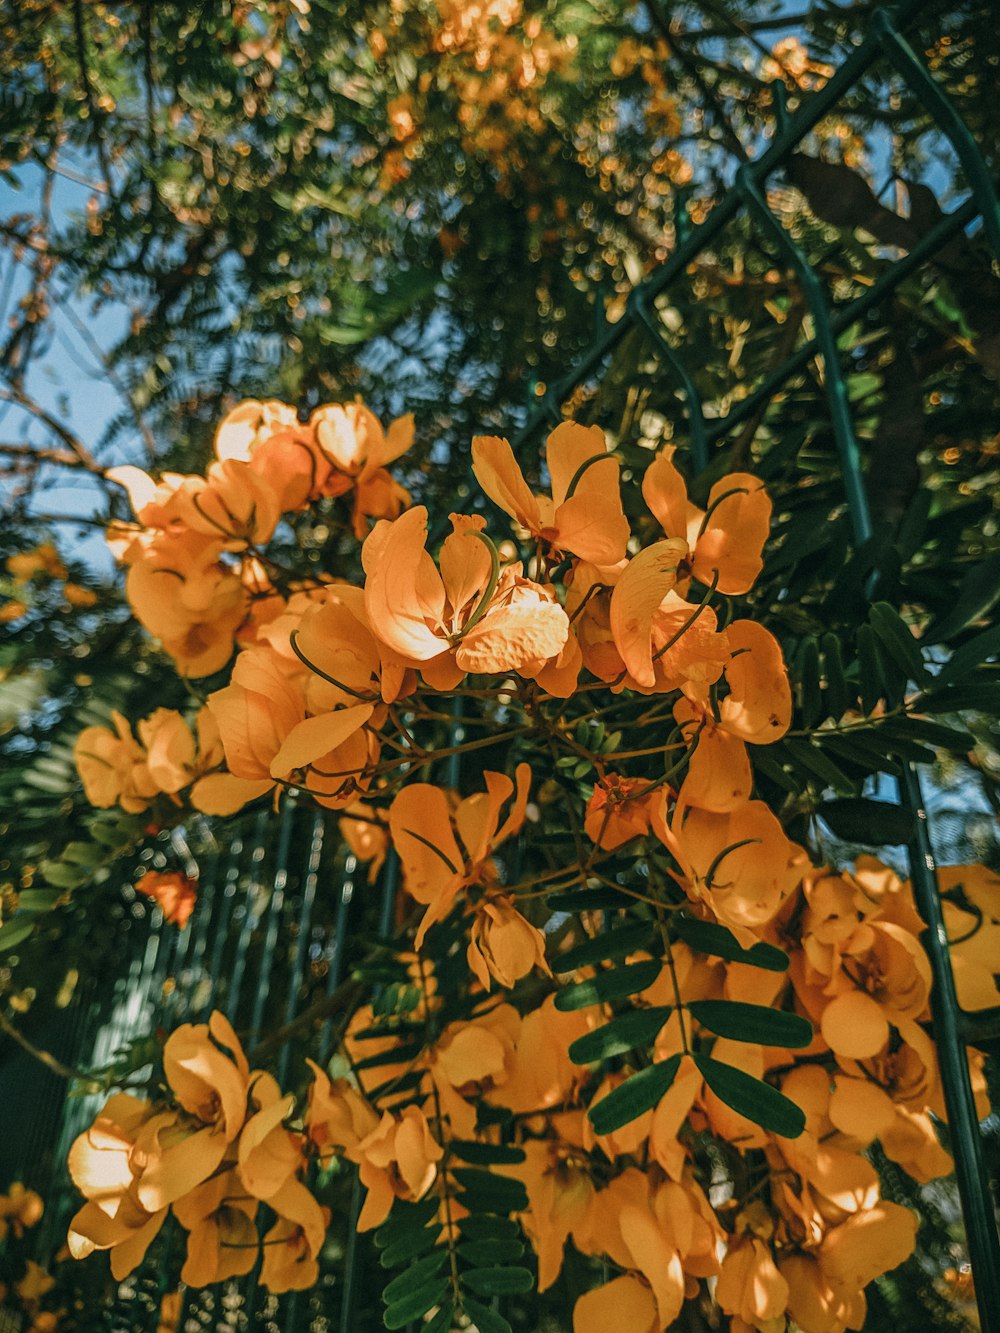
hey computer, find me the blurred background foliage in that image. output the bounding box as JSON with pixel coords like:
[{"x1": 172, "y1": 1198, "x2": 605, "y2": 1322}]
[{"x1": 1, "y1": 0, "x2": 999, "y2": 1329}]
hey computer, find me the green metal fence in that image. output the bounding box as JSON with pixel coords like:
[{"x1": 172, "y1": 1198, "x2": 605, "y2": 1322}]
[{"x1": 4, "y1": 1, "x2": 1000, "y2": 1328}]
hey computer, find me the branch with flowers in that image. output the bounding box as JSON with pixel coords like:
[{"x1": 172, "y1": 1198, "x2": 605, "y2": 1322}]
[{"x1": 31, "y1": 396, "x2": 999, "y2": 1332}]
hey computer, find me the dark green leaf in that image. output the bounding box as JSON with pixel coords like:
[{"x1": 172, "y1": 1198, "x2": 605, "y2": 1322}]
[
  {"x1": 687, "y1": 1000, "x2": 812, "y2": 1048},
  {"x1": 450, "y1": 1141, "x2": 526, "y2": 1166},
  {"x1": 353, "y1": 1040, "x2": 425, "y2": 1072},
  {"x1": 937, "y1": 624, "x2": 1000, "y2": 685},
  {"x1": 422, "y1": 1303, "x2": 456, "y2": 1333},
  {"x1": 0, "y1": 917, "x2": 38, "y2": 952},
  {"x1": 817, "y1": 797, "x2": 914, "y2": 845},
  {"x1": 869, "y1": 602, "x2": 930, "y2": 685},
  {"x1": 671, "y1": 915, "x2": 789, "y2": 972},
  {"x1": 461, "y1": 1297, "x2": 512, "y2": 1333},
  {"x1": 693, "y1": 1054, "x2": 805, "y2": 1137},
  {"x1": 383, "y1": 1277, "x2": 450, "y2": 1330},
  {"x1": 457, "y1": 1215, "x2": 521, "y2": 1242},
  {"x1": 781, "y1": 738, "x2": 856, "y2": 794},
  {"x1": 916, "y1": 680, "x2": 1000, "y2": 714},
  {"x1": 568, "y1": 1006, "x2": 673, "y2": 1065},
  {"x1": 379, "y1": 1226, "x2": 442, "y2": 1269},
  {"x1": 553, "y1": 921, "x2": 655, "y2": 972},
  {"x1": 458, "y1": 1239, "x2": 525, "y2": 1265},
  {"x1": 463, "y1": 1266, "x2": 535, "y2": 1297},
  {"x1": 925, "y1": 552, "x2": 1000, "y2": 644},
  {"x1": 375, "y1": 1198, "x2": 443, "y2": 1248},
  {"x1": 856, "y1": 623, "x2": 883, "y2": 715},
  {"x1": 382, "y1": 1250, "x2": 447, "y2": 1303},
  {"x1": 797, "y1": 636, "x2": 823, "y2": 727},
  {"x1": 553, "y1": 959, "x2": 662, "y2": 1011},
  {"x1": 821, "y1": 633, "x2": 849, "y2": 719},
  {"x1": 452, "y1": 1168, "x2": 528, "y2": 1214},
  {"x1": 587, "y1": 1054, "x2": 682, "y2": 1136}
]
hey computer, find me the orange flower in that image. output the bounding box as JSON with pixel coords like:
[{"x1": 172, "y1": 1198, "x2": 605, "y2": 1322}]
[
  {"x1": 389, "y1": 763, "x2": 531, "y2": 946},
  {"x1": 0, "y1": 1183, "x2": 44, "y2": 1239},
  {"x1": 656, "y1": 797, "x2": 800, "y2": 942},
  {"x1": 134, "y1": 871, "x2": 197, "y2": 929},
  {"x1": 642, "y1": 448, "x2": 772, "y2": 594},
  {"x1": 467, "y1": 891, "x2": 551, "y2": 990},
  {"x1": 584, "y1": 775, "x2": 662, "y2": 850},
  {"x1": 305, "y1": 1059, "x2": 380, "y2": 1162},
  {"x1": 172, "y1": 1169, "x2": 258, "y2": 1286},
  {"x1": 66, "y1": 1092, "x2": 167, "y2": 1280},
  {"x1": 716, "y1": 1237, "x2": 789, "y2": 1328},
  {"x1": 674, "y1": 620, "x2": 791, "y2": 812},
  {"x1": 311, "y1": 400, "x2": 414, "y2": 537},
  {"x1": 512, "y1": 1124, "x2": 596, "y2": 1290},
  {"x1": 123, "y1": 530, "x2": 247, "y2": 677},
  {"x1": 472, "y1": 420, "x2": 629, "y2": 565},
  {"x1": 355, "y1": 1106, "x2": 443, "y2": 1230},
  {"x1": 259, "y1": 1179, "x2": 329, "y2": 1292},
  {"x1": 202, "y1": 646, "x2": 374, "y2": 810},
  {"x1": 363, "y1": 508, "x2": 569, "y2": 679},
  {"x1": 74, "y1": 711, "x2": 158, "y2": 814}
]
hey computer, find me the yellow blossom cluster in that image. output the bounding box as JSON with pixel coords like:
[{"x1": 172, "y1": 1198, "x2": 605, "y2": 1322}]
[{"x1": 61, "y1": 395, "x2": 999, "y2": 1329}]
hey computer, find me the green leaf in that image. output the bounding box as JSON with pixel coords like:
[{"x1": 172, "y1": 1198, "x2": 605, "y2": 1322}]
[
  {"x1": 458, "y1": 1239, "x2": 525, "y2": 1265},
  {"x1": 821, "y1": 633, "x2": 849, "y2": 719},
  {"x1": 352, "y1": 1040, "x2": 425, "y2": 1072},
  {"x1": 553, "y1": 921, "x2": 654, "y2": 972},
  {"x1": 463, "y1": 1266, "x2": 535, "y2": 1297},
  {"x1": 671, "y1": 915, "x2": 789, "y2": 971},
  {"x1": 937, "y1": 624, "x2": 1000, "y2": 685},
  {"x1": 457, "y1": 1215, "x2": 521, "y2": 1242},
  {"x1": 568, "y1": 1006, "x2": 673, "y2": 1065},
  {"x1": 693, "y1": 1054, "x2": 805, "y2": 1137},
  {"x1": 0, "y1": 917, "x2": 38, "y2": 952},
  {"x1": 375, "y1": 1198, "x2": 442, "y2": 1248},
  {"x1": 15, "y1": 888, "x2": 63, "y2": 912},
  {"x1": 379, "y1": 1225, "x2": 442, "y2": 1268},
  {"x1": 383, "y1": 1277, "x2": 450, "y2": 1330},
  {"x1": 816, "y1": 797, "x2": 914, "y2": 845},
  {"x1": 450, "y1": 1141, "x2": 526, "y2": 1166},
  {"x1": 879, "y1": 717, "x2": 974, "y2": 751},
  {"x1": 856, "y1": 623, "x2": 883, "y2": 715},
  {"x1": 914, "y1": 679, "x2": 1000, "y2": 714},
  {"x1": 687, "y1": 1000, "x2": 812, "y2": 1048},
  {"x1": 60, "y1": 840, "x2": 105, "y2": 867},
  {"x1": 452, "y1": 1168, "x2": 528, "y2": 1214},
  {"x1": 461, "y1": 1297, "x2": 512, "y2": 1333},
  {"x1": 925, "y1": 552, "x2": 1000, "y2": 644},
  {"x1": 869, "y1": 603, "x2": 930, "y2": 686},
  {"x1": 382, "y1": 1250, "x2": 447, "y2": 1303},
  {"x1": 38, "y1": 860, "x2": 89, "y2": 889},
  {"x1": 797, "y1": 636, "x2": 823, "y2": 727},
  {"x1": 587, "y1": 1054, "x2": 682, "y2": 1136},
  {"x1": 422, "y1": 1304, "x2": 456, "y2": 1333},
  {"x1": 780, "y1": 738, "x2": 856, "y2": 794},
  {"x1": 553, "y1": 959, "x2": 662, "y2": 1011}
]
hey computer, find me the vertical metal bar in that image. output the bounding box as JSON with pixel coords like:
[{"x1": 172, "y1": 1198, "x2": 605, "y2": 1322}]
[
  {"x1": 319, "y1": 853, "x2": 358, "y2": 1064},
  {"x1": 227, "y1": 809, "x2": 271, "y2": 1024},
  {"x1": 629, "y1": 287, "x2": 709, "y2": 472},
  {"x1": 277, "y1": 812, "x2": 325, "y2": 1087},
  {"x1": 737, "y1": 168, "x2": 875, "y2": 546},
  {"x1": 249, "y1": 796, "x2": 297, "y2": 1046},
  {"x1": 200, "y1": 831, "x2": 245, "y2": 1019},
  {"x1": 900, "y1": 764, "x2": 1000, "y2": 1331}
]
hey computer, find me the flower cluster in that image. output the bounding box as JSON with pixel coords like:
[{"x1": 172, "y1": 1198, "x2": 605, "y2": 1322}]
[
  {"x1": 63, "y1": 397, "x2": 997, "y2": 1331},
  {"x1": 2, "y1": 542, "x2": 97, "y2": 623},
  {"x1": 67, "y1": 1012, "x2": 328, "y2": 1292}
]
